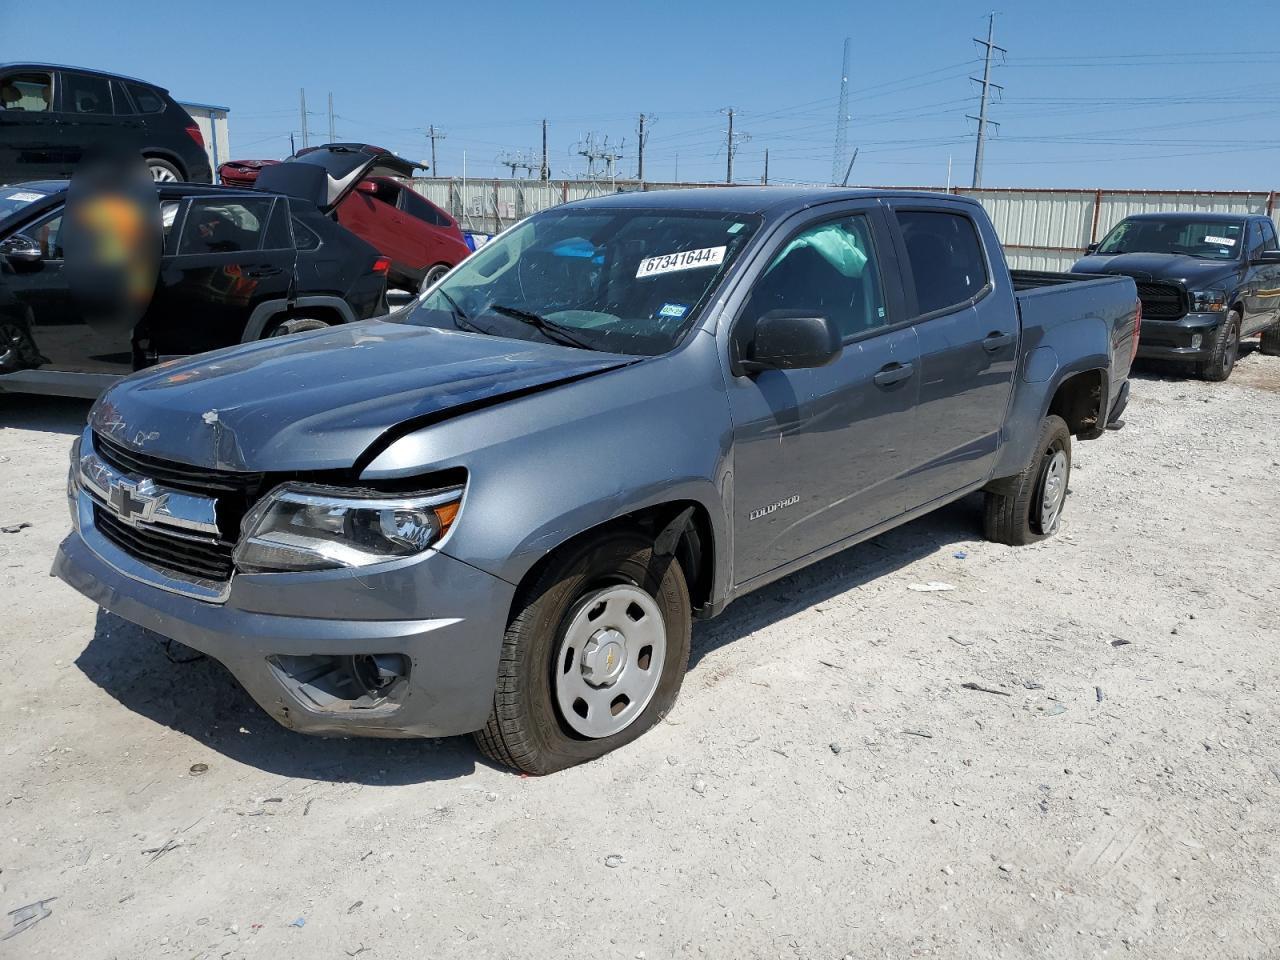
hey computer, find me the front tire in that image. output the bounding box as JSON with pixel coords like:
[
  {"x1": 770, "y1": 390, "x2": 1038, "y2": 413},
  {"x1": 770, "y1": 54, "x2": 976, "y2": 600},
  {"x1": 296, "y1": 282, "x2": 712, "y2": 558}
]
[
  {"x1": 474, "y1": 529, "x2": 691, "y2": 774},
  {"x1": 1198, "y1": 311, "x2": 1241, "y2": 382},
  {"x1": 146, "y1": 157, "x2": 182, "y2": 182},
  {"x1": 264, "y1": 315, "x2": 331, "y2": 338},
  {"x1": 983, "y1": 414, "x2": 1072, "y2": 546}
]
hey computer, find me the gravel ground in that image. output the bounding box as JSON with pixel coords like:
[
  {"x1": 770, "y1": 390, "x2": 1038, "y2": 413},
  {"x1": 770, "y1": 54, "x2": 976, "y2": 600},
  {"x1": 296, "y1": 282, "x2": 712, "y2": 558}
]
[{"x1": 1, "y1": 347, "x2": 1279, "y2": 959}]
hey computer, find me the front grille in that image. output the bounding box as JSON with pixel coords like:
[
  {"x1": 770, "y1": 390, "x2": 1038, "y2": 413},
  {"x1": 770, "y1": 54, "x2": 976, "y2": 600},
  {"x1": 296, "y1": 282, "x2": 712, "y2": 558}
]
[
  {"x1": 94, "y1": 506, "x2": 235, "y2": 582},
  {"x1": 91, "y1": 432, "x2": 265, "y2": 586},
  {"x1": 1135, "y1": 281, "x2": 1187, "y2": 321}
]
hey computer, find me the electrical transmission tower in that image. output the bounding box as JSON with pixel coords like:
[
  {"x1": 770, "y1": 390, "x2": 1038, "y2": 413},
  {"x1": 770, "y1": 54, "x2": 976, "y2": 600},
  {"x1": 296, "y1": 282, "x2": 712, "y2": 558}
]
[
  {"x1": 832, "y1": 37, "x2": 851, "y2": 185},
  {"x1": 497, "y1": 149, "x2": 540, "y2": 178},
  {"x1": 722, "y1": 108, "x2": 750, "y2": 184},
  {"x1": 968, "y1": 12, "x2": 1005, "y2": 188},
  {"x1": 574, "y1": 133, "x2": 625, "y2": 180}
]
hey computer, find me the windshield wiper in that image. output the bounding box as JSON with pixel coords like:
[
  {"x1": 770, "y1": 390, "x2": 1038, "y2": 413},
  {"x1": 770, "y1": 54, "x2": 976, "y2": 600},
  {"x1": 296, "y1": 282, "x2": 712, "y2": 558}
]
[
  {"x1": 489, "y1": 304, "x2": 596, "y2": 350},
  {"x1": 435, "y1": 289, "x2": 487, "y2": 335}
]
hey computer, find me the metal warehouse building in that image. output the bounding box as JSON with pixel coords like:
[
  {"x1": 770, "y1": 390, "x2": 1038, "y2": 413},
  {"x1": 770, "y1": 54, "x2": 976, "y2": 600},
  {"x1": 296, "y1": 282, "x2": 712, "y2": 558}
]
[{"x1": 178, "y1": 101, "x2": 231, "y2": 176}]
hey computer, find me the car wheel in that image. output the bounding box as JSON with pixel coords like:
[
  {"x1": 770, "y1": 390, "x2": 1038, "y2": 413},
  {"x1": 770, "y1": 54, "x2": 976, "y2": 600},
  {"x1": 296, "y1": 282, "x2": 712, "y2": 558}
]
[
  {"x1": 983, "y1": 414, "x2": 1072, "y2": 547},
  {"x1": 146, "y1": 158, "x2": 182, "y2": 183},
  {"x1": 474, "y1": 528, "x2": 692, "y2": 774},
  {"x1": 418, "y1": 264, "x2": 451, "y2": 295},
  {"x1": 1259, "y1": 323, "x2": 1280, "y2": 357},
  {"x1": 264, "y1": 316, "x2": 331, "y2": 338},
  {"x1": 1198, "y1": 310, "x2": 1241, "y2": 382}
]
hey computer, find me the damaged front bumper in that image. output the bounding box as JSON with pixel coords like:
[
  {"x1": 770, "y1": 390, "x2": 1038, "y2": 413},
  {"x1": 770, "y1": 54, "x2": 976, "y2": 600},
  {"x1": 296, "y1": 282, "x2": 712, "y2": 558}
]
[
  {"x1": 53, "y1": 503, "x2": 515, "y2": 739},
  {"x1": 1135, "y1": 312, "x2": 1225, "y2": 362}
]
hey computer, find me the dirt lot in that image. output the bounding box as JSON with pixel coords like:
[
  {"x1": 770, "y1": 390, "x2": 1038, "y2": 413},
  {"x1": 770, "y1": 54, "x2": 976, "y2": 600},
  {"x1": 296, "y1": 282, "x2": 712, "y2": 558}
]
[{"x1": 2, "y1": 348, "x2": 1279, "y2": 960}]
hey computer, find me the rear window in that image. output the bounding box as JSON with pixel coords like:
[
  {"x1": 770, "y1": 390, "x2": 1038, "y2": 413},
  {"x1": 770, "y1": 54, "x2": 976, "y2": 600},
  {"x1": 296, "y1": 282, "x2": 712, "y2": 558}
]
[
  {"x1": 62, "y1": 72, "x2": 112, "y2": 115},
  {"x1": 178, "y1": 198, "x2": 273, "y2": 254},
  {"x1": 124, "y1": 82, "x2": 165, "y2": 114},
  {"x1": 0, "y1": 72, "x2": 53, "y2": 112},
  {"x1": 896, "y1": 210, "x2": 989, "y2": 315},
  {"x1": 402, "y1": 190, "x2": 452, "y2": 227}
]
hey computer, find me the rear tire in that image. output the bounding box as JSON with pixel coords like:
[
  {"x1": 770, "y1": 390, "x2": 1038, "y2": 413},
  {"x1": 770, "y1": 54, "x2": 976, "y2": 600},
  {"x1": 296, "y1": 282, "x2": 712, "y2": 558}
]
[
  {"x1": 418, "y1": 263, "x2": 451, "y2": 295},
  {"x1": 1198, "y1": 311, "x2": 1240, "y2": 382},
  {"x1": 263, "y1": 315, "x2": 331, "y2": 338},
  {"x1": 145, "y1": 157, "x2": 182, "y2": 182},
  {"x1": 474, "y1": 529, "x2": 691, "y2": 774},
  {"x1": 983, "y1": 414, "x2": 1072, "y2": 546},
  {"x1": 1259, "y1": 323, "x2": 1280, "y2": 357}
]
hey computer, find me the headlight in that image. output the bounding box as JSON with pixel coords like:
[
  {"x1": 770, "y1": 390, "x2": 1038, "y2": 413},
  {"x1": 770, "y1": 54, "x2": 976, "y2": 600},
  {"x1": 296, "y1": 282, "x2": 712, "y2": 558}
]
[
  {"x1": 1191, "y1": 290, "x2": 1227, "y2": 313},
  {"x1": 234, "y1": 483, "x2": 463, "y2": 574}
]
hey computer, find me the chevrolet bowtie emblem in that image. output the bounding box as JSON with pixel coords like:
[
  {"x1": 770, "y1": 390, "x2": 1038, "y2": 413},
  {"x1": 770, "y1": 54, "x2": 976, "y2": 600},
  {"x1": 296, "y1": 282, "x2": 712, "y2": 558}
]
[{"x1": 109, "y1": 477, "x2": 161, "y2": 526}]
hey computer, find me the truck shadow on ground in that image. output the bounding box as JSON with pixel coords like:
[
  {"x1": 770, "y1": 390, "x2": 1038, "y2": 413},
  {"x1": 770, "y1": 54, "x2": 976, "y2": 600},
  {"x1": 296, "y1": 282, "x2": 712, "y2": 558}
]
[{"x1": 76, "y1": 496, "x2": 983, "y2": 784}]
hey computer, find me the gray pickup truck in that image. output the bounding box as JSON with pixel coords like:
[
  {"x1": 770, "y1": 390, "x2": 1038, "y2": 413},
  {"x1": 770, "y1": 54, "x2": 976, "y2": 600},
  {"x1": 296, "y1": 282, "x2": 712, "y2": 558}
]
[{"x1": 54, "y1": 188, "x2": 1139, "y2": 773}]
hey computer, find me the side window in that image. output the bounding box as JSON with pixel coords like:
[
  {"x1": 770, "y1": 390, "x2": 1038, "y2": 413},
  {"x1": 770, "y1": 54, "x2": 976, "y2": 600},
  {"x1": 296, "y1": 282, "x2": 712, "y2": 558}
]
[
  {"x1": 402, "y1": 189, "x2": 451, "y2": 227},
  {"x1": 62, "y1": 73, "x2": 113, "y2": 115},
  {"x1": 291, "y1": 215, "x2": 321, "y2": 251},
  {"x1": 110, "y1": 80, "x2": 135, "y2": 115},
  {"x1": 1246, "y1": 221, "x2": 1265, "y2": 259},
  {"x1": 262, "y1": 201, "x2": 292, "y2": 250},
  {"x1": 19, "y1": 209, "x2": 64, "y2": 259},
  {"x1": 177, "y1": 198, "x2": 273, "y2": 255},
  {"x1": 743, "y1": 215, "x2": 887, "y2": 340},
  {"x1": 124, "y1": 83, "x2": 164, "y2": 115},
  {"x1": 1261, "y1": 219, "x2": 1279, "y2": 253},
  {"x1": 896, "y1": 210, "x2": 989, "y2": 316},
  {"x1": 0, "y1": 72, "x2": 53, "y2": 112}
]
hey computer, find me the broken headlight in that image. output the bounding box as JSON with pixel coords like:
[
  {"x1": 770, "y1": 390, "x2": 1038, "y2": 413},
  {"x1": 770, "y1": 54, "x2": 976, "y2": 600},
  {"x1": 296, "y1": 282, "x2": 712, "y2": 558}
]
[
  {"x1": 234, "y1": 483, "x2": 462, "y2": 574},
  {"x1": 1191, "y1": 289, "x2": 1227, "y2": 313}
]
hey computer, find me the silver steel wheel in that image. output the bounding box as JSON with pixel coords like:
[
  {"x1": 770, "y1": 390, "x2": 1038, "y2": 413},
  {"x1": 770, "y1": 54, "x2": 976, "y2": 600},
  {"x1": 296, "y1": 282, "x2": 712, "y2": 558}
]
[
  {"x1": 148, "y1": 161, "x2": 178, "y2": 182},
  {"x1": 1039, "y1": 449, "x2": 1068, "y2": 533},
  {"x1": 419, "y1": 264, "x2": 450, "y2": 295},
  {"x1": 553, "y1": 583, "x2": 667, "y2": 739}
]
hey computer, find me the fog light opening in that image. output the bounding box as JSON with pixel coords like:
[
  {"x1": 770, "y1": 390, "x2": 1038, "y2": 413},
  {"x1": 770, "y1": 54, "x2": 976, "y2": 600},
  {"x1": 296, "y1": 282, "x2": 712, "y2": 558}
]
[
  {"x1": 347, "y1": 653, "x2": 410, "y2": 699},
  {"x1": 1191, "y1": 334, "x2": 1203, "y2": 349}
]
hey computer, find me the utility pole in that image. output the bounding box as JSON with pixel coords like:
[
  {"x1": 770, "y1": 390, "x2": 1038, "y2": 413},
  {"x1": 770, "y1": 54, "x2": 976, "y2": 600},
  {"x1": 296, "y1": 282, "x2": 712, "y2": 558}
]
[
  {"x1": 426, "y1": 125, "x2": 446, "y2": 174},
  {"x1": 762, "y1": 148, "x2": 769, "y2": 185},
  {"x1": 299, "y1": 89, "x2": 309, "y2": 149},
  {"x1": 840, "y1": 147, "x2": 859, "y2": 186},
  {"x1": 637, "y1": 113, "x2": 655, "y2": 182},
  {"x1": 327, "y1": 92, "x2": 335, "y2": 144},
  {"x1": 968, "y1": 12, "x2": 1005, "y2": 188},
  {"x1": 832, "y1": 37, "x2": 851, "y2": 185},
  {"x1": 723, "y1": 107, "x2": 750, "y2": 184},
  {"x1": 674, "y1": 152, "x2": 679, "y2": 183},
  {"x1": 540, "y1": 119, "x2": 549, "y2": 181}
]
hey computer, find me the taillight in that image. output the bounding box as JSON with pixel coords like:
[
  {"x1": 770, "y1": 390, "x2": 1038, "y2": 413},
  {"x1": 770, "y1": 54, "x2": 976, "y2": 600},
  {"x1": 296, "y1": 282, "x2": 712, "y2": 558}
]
[
  {"x1": 185, "y1": 123, "x2": 205, "y2": 148},
  {"x1": 371, "y1": 256, "x2": 391, "y2": 276},
  {"x1": 1131, "y1": 297, "x2": 1142, "y2": 363}
]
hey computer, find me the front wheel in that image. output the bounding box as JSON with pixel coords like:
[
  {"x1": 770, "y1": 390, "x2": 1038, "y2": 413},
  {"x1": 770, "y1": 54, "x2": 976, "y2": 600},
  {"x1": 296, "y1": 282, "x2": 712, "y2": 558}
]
[
  {"x1": 1198, "y1": 311, "x2": 1241, "y2": 382},
  {"x1": 983, "y1": 414, "x2": 1072, "y2": 546},
  {"x1": 146, "y1": 157, "x2": 182, "y2": 182},
  {"x1": 474, "y1": 529, "x2": 691, "y2": 774},
  {"x1": 418, "y1": 263, "x2": 451, "y2": 295}
]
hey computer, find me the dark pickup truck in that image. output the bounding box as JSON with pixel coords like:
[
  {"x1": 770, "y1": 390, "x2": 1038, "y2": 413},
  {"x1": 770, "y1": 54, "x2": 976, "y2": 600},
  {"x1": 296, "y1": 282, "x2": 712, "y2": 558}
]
[
  {"x1": 54, "y1": 188, "x2": 1139, "y2": 773},
  {"x1": 1073, "y1": 211, "x2": 1280, "y2": 381}
]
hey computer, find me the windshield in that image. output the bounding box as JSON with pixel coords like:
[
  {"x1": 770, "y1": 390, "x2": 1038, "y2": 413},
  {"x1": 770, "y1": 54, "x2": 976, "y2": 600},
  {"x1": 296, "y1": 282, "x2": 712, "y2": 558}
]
[
  {"x1": 401, "y1": 206, "x2": 761, "y2": 355},
  {"x1": 1096, "y1": 218, "x2": 1244, "y2": 260},
  {"x1": 0, "y1": 186, "x2": 52, "y2": 221}
]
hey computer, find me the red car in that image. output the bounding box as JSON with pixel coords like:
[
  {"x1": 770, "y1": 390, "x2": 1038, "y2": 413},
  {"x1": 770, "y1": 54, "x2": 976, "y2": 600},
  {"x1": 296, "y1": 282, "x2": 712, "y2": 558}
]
[{"x1": 219, "y1": 144, "x2": 468, "y2": 291}]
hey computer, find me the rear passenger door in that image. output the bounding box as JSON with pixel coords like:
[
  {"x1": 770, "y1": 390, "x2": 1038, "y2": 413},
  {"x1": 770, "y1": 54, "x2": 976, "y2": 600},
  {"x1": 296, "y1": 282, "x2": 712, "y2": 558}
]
[
  {"x1": 888, "y1": 203, "x2": 1018, "y2": 505},
  {"x1": 726, "y1": 204, "x2": 919, "y2": 585},
  {"x1": 142, "y1": 195, "x2": 294, "y2": 360},
  {"x1": 1247, "y1": 219, "x2": 1280, "y2": 332}
]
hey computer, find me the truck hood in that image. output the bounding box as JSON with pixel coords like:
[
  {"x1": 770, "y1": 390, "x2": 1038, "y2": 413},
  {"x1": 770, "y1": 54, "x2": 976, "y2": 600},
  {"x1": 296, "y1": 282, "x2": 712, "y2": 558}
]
[
  {"x1": 1072, "y1": 252, "x2": 1240, "y2": 289},
  {"x1": 89, "y1": 320, "x2": 634, "y2": 472}
]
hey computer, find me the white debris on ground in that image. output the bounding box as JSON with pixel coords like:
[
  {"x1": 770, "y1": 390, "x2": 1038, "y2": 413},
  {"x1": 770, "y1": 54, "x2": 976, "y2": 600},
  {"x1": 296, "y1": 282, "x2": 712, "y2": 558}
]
[{"x1": 1, "y1": 350, "x2": 1278, "y2": 959}]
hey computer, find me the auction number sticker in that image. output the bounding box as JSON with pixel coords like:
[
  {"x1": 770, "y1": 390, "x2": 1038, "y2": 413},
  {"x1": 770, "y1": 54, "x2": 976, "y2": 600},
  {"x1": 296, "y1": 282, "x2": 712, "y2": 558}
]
[
  {"x1": 1204, "y1": 235, "x2": 1236, "y2": 247},
  {"x1": 637, "y1": 245, "x2": 726, "y2": 279},
  {"x1": 4, "y1": 191, "x2": 45, "y2": 203}
]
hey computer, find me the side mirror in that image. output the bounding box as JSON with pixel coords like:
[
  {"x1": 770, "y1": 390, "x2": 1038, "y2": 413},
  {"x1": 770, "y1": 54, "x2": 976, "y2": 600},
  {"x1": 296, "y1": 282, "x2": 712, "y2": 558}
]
[
  {"x1": 0, "y1": 234, "x2": 42, "y2": 263},
  {"x1": 740, "y1": 310, "x2": 842, "y2": 373},
  {"x1": 356, "y1": 179, "x2": 379, "y2": 196},
  {"x1": 1254, "y1": 249, "x2": 1280, "y2": 263},
  {"x1": 1085, "y1": 242, "x2": 1100, "y2": 254}
]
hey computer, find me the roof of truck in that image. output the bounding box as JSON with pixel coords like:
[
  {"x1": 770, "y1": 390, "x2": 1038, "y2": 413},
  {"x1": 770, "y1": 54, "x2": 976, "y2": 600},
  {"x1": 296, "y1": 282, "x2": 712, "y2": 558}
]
[{"x1": 569, "y1": 186, "x2": 976, "y2": 218}]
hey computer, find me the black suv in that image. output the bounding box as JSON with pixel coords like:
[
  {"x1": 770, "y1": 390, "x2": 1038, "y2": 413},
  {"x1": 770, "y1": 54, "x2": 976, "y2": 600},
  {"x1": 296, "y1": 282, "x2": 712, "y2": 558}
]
[
  {"x1": 0, "y1": 181, "x2": 388, "y2": 397},
  {"x1": 0, "y1": 63, "x2": 212, "y2": 185}
]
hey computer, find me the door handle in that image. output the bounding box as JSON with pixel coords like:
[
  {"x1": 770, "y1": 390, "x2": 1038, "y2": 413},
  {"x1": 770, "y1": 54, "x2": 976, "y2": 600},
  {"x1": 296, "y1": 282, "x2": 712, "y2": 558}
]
[
  {"x1": 245, "y1": 267, "x2": 283, "y2": 279},
  {"x1": 873, "y1": 361, "x2": 914, "y2": 387},
  {"x1": 982, "y1": 331, "x2": 1015, "y2": 352}
]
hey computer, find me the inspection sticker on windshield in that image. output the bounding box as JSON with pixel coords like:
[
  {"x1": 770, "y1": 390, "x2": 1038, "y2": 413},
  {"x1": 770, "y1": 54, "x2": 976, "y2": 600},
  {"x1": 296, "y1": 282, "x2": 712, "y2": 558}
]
[
  {"x1": 4, "y1": 191, "x2": 44, "y2": 203},
  {"x1": 636, "y1": 246, "x2": 726, "y2": 279},
  {"x1": 1204, "y1": 235, "x2": 1236, "y2": 247},
  {"x1": 658, "y1": 302, "x2": 688, "y2": 319}
]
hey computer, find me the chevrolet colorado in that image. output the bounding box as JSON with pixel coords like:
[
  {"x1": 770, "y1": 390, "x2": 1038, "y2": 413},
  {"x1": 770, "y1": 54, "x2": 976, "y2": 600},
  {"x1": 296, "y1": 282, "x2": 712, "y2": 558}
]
[{"x1": 54, "y1": 188, "x2": 1139, "y2": 773}]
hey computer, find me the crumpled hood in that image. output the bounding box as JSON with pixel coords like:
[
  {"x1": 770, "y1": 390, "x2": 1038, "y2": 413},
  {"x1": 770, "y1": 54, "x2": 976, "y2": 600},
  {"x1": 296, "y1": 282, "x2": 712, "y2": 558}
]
[
  {"x1": 1073, "y1": 252, "x2": 1240, "y2": 289},
  {"x1": 90, "y1": 320, "x2": 634, "y2": 472}
]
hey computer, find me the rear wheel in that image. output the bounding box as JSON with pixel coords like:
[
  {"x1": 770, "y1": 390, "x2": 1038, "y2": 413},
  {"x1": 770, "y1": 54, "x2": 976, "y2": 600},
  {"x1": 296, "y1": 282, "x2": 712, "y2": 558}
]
[
  {"x1": 474, "y1": 529, "x2": 691, "y2": 774},
  {"x1": 418, "y1": 263, "x2": 451, "y2": 295},
  {"x1": 1259, "y1": 323, "x2": 1280, "y2": 357},
  {"x1": 1198, "y1": 311, "x2": 1241, "y2": 382},
  {"x1": 264, "y1": 315, "x2": 331, "y2": 338},
  {"x1": 145, "y1": 157, "x2": 182, "y2": 183},
  {"x1": 983, "y1": 414, "x2": 1072, "y2": 546}
]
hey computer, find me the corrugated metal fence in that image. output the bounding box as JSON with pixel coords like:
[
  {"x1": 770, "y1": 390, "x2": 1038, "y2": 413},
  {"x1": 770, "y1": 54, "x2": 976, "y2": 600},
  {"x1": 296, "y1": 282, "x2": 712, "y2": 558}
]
[{"x1": 407, "y1": 177, "x2": 1280, "y2": 272}]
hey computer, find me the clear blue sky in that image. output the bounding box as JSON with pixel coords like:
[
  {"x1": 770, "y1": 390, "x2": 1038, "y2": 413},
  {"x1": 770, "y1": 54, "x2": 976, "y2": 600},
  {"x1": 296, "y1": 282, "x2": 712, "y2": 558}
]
[{"x1": 5, "y1": 0, "x2": 1279, "y2": 190}]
